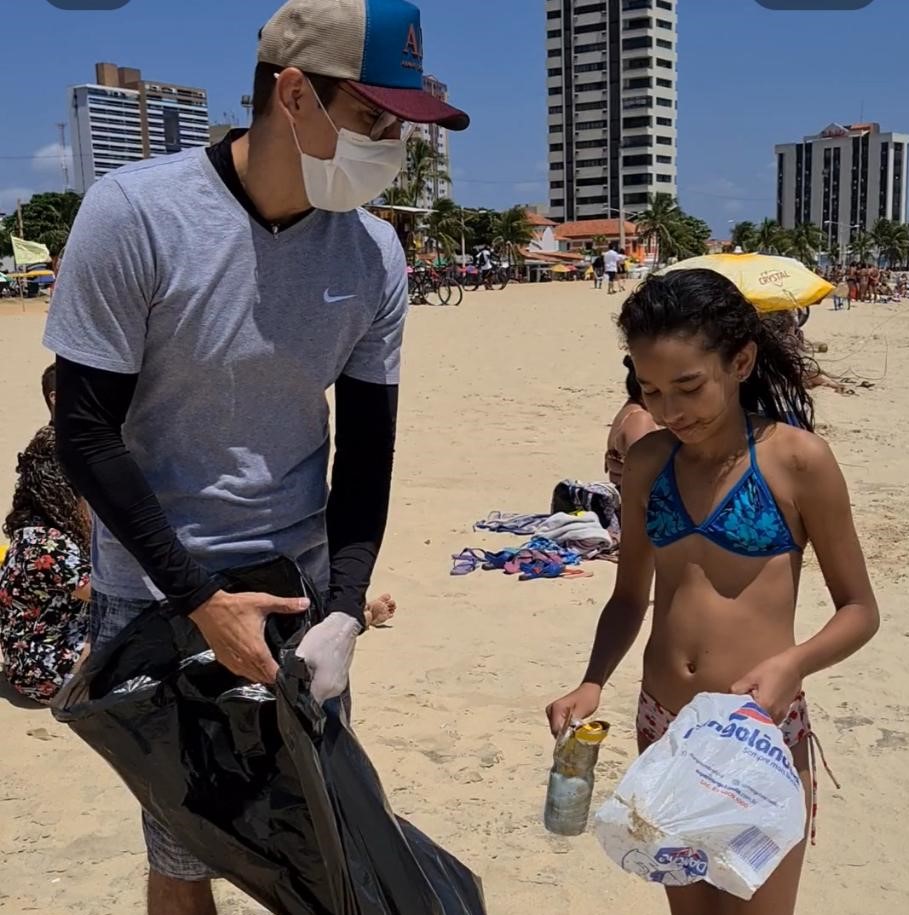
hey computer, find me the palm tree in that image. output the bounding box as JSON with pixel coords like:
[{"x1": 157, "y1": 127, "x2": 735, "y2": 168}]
[
  {"x1": 730, "y1": 220, "x2": 758, "y2": 252},
  {"x1": 676, "y1": 213, "x2": 711, "y2": 258},
  {"x1": 395, "y1": 136, "x2": 451, "y2": 207},
  {"x1": 493, "y1": 206, "x2": 534, "y2": 266},
  {"x1": 634, "y1": 192, "x2": 684, "y2": 265},
  {"x1": 787, "y1": 222, "x2": 825, "y2": 266},
  {"x1": 755, "y1": 218, "x2": 784, "y2": 254},
  {"x1": 881, "y1": 222, "x2": 909, "y2": 268},
  {"x1": 426, "y1": 197, "x2": 468, "y2": 260},
  {"x1": 850, "y1": 229, "x2": 875, "y2": 264}
]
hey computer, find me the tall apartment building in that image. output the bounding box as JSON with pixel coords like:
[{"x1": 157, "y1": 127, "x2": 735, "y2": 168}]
[
  {"x1": 396, "y1": 74, "x2": 452, "y2": 208},
  {"x1": 546, "y1": 0, "x2": 679, "y2": 223},
  {"x1": 776, "y1": 122, "x2": 909, "y2": 251},
  {"x1": 70, "y1": 62, "x2": 210, "y2": 194}
]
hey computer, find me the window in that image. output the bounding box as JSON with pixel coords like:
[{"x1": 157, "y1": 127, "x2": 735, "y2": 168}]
[
  {"x1": 624, "y1": 115, "x2": 651, "y2": 129},
  {"x1": 575, "y1": 62, "x2": 605, "y2": 73},
  {"x1": 578, "y1": 157, "x2": 608, "y2": 167},
  {"x1": 576, "y1": 41, "x2": 608, "y2": 53},
  {"x1": 576, "y1": 2, "x2": 608, "y2": 12},
  {"x1": 657, "y1": 18, "x2": 672, "y2": 29},
  {"x1": 623, "y1": 56, "x2": 651, "y2": 70},
  {"x1": 548, "y1": 68, "x2": 563, "y2": 77},
  {"x1": 656, "y1": 174, "x2": 672, "y2": 183},
  {"x1": 548, "y1": 87, "x2": 562, "y2": 96},
  {"x1": 624, "y1": 17, "x2": 651, "y2": 30},
  {"x1": 624, "y1": 154, "x2": 652, "y2": 166},
  {"x1": 546, "y1": 9, "x2": 560, "y2": 19},
  {"x1": 623, "y1": 36, "x2": 652, "y2": 50},
  {"x1": 574, "y1": 22, "x2": 607, "y2": 34},
  {"x1": 623, "y1": 0, "x2": 652, "y2": 9},
  {"x1": 550, "y1": 161, "x2": 564, "y2": 170},
  {"x1": 656, "y1": 135, "x2": 673, "y2": 145},
  {"x1": 551, "y1": 197, "x2": 565, "y2": 206},
  {"x1": 576, "y1": 80, "x2": 608, "y2": 92},
  {"x1": 548, "y1": 48, "x2": 562, "y2": 58},
  {"x1": 162, "y1": 108, "x2": 181, "y2": 153},
  {"x1": 551, "y1": 180, "x2": 564, "y2": 189},
  {"x1": 576, "y1": 100, "x2": 606, "y2": 111},
  {"x1": 656, "y1": 57, "x2": 672, "y2": 68},
  {"x1": 577, "y1": 119, "x2": 607, "y2": 130},
  {"x1": 624, "y1": 192, "x2": 650, "y2": 205},
  {"x1": 576, "y1": 139, "x2": 608, "y2": 149},
  {"x1": 549, "y1": 143, "x2": 564, "y2": 152},
  {"x1": 656, "y1": 97, "x2": 673, "y2": 107},
  {"x1": 656, "y1": 38, "x2": 673, "y2": 49},
  {"x1": 547, "y1": 28, "x2": 562, "y2": 38},
  {"x1": 624, "y1": 173, "x2": 651, "y2": 186},
  {"x1": 623, "y1": 135, "x2": 652, "y2": 148},
  {"x1": 549, "y1": 105, "x2": 563, "y2": 115},
  {"x1": 656, "y1": 116, "x2": 672, "y2": 126},
  {"x1": 656, "y1": 78, "x2": 673, "y2": 88},
  {"x1": 577, "y1": 176, "x2": 606, "y2": 187},
  {"x1": 657, "y1": 154, "x2": 672, "y2": 163},
  {"x1": 656, "y1": 0, "x2": 673, "y2": 8},
  {"x1": 623, "y1": 96, "x2": 652, "y2": 109},
  {"x1": 624, "y1": 76, "x2": 652, "y2": 90}
]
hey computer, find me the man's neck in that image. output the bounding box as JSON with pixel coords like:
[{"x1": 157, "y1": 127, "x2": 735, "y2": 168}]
[{"x1": 232, "y1": 125, "x2": 312, "y2": 224}]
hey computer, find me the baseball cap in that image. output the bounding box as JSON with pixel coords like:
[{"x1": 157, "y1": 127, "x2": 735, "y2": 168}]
[{"x1": 258, "y1": 0, "x2": 469, "y2": 131}]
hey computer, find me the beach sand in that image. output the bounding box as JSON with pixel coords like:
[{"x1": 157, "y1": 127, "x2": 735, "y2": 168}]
[{"x1": 0, "y1": 284, "x2": 905, "y2": 914}]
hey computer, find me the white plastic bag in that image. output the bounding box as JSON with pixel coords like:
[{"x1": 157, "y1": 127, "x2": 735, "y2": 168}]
[{"x1": 594, "y1": 692, "x2": 806, "y2": 900}]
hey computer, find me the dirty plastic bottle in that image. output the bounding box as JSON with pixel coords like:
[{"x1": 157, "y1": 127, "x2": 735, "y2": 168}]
[{"x1": 544, "y1": 719, "x2": 610, "y2": 837}]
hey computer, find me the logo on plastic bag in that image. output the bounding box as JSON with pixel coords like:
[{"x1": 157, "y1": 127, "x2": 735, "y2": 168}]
[{"x1": 729, "y1": 702, "x2": 774, "y2": 726}]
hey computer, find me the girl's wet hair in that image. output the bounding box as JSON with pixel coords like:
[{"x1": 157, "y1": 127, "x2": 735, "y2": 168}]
[
  {"x1": 617, "y1": 269, "x2": 815, "y2": 432},
  {"x1": 622, "y1": 354, "x2": 644, "y2": 404},
  {"x1": 3, "y1": 425, "x2": 90, "y2": 553}
]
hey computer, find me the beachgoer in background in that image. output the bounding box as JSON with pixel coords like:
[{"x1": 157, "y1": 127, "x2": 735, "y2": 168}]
[
  {"x1": 847, "y1": 262, "x2": 858, "y2": 305},
  {"x1": 0, "y1": 426, "x2": 91, "y2": 704},
  {"x1": 616, "y1": 248, "x2": 628, "y2": 292},
  {"x1": 858, "y1": 263, "x2": 870, "y2": 302},
  {"x1": 604, "y1": 245, "x2": 626, "y2": 294},
  {"x1": 42, "y1": 363, "x2": 56, "y2": 424},
  {"x1": 869, "y1": 264, "x2": 880, "y2": 303},
  {"x1": 547, "y1": 269, "x2": 878, "y2": 915},
  {"x1": 592, "y1": 252, "x2": 605, "y2": 290},
  {"x1": 477, "y1": 245, "x2": 494, "y2": 289},
  {"x1": 605, "y1": 355, "x2": 660, "y2": 489}
]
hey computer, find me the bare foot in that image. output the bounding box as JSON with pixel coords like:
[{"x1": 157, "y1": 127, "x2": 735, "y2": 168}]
[{"x1": 364, "y1": 593, "x2": 397, "y2": 627}]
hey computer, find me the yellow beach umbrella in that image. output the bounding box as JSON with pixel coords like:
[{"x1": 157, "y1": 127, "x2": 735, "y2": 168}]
[
  {"x1": 660, "y1": 253, "x2": 833, "y2": 313},
  {"x1": 551, "y1": 264, "x2": 572, "y2": 274}
]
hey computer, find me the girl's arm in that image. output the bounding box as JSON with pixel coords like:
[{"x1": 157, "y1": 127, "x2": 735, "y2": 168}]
[
  {"x1": 733, "y1": 435, "x2": 879, "y2": 720},
  {"x1": 546, "y1": 439, "x2": 657, "y2": 734},
  {"x1": 789, "y1": 435, "x2": 879, "y2": 674}
]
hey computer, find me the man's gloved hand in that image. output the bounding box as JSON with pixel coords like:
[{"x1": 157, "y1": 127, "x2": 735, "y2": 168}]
[{"x1": 295, "y1": 612, "x2": 361, "y2": 704}]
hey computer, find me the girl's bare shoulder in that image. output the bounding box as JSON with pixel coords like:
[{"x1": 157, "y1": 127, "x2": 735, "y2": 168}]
[{"x1": 758, "y1": 419, "x2": 837, "y2": 478}]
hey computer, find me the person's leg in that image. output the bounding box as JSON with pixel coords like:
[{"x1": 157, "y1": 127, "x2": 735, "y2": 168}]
[{"x1": 148, "y1": 872, "x2": 216, "y2": 915}]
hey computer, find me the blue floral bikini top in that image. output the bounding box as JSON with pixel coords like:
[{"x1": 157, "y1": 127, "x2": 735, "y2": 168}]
[{"x1": 645, "y1": 416, "x2": 801, "y2": 557}]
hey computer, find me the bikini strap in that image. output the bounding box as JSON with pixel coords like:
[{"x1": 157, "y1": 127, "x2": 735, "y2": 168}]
[{"x1": 745, "y1": 414, "x2": 758, "y2": 465}]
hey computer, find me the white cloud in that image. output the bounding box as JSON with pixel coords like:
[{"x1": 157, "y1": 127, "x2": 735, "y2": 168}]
[{"x1": 32, "y1": 141, "x2": 73, "y2": 178}]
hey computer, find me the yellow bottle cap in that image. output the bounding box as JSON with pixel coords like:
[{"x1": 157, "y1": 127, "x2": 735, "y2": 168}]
[{"x1": 575, "y1": 720, "x2": 610, "y2": 744}]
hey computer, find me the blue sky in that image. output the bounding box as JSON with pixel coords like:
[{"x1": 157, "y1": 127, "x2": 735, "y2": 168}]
[{"x1": 2, "y1": 0, "x2": 907, "y2": 234}]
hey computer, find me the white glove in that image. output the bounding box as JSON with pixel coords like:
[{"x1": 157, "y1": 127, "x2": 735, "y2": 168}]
[{"x1": 295, "y1": 612, "x2": 361, "y2": 704}]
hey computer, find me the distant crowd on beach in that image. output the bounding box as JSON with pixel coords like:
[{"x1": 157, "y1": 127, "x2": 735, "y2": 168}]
[{"x1": 822, "y1": 263, "x2": 908, "y2": 308}]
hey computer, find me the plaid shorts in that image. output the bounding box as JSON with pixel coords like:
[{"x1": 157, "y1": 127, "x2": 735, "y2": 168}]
[{"x1": 90, "y1": 591, "x2": 217, "y2": 881}]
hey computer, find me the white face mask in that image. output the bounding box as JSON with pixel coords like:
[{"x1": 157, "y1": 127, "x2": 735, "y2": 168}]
[{"x1": 288, "y1": 81, "x2": 406, "y2": 212}]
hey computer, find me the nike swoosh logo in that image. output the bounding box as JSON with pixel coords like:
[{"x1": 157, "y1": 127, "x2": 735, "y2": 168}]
[{"x1": 323, "y1": 289, "x2": 356, "y2": 304}]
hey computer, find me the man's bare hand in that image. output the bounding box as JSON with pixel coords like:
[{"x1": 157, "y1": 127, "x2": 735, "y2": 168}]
[{"x1": 190, "y1": 590, "x2": 309, "y2": 684}]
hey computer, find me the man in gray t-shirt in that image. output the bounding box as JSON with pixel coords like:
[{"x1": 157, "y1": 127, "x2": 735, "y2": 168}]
[{"x1": 45, "y1": 1, "x2": 468, "y2": 912}]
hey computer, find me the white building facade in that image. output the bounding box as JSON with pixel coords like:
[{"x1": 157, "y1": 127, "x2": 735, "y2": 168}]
[
  {"x1": 776, "y1": 122, "x2": 909, "y2": 251},
  {"x1": 70, "y1": 63, "x2": 209, "y2": 194},
  {"x1": 546, "y1": 0, "x2": 679, "y2": 222}
]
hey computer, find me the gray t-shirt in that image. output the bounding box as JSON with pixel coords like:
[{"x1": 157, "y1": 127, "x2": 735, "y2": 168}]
[{"x1": 44, "y1": 148, "x2": 408, "y2": 600}]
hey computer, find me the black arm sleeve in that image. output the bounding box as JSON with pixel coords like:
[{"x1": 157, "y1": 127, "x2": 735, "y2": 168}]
[
  {"x1": 54, "y1": 356, "x2": 224, "y2": 615},
  {"x1": 325, "y1": 375, "x2": 398, "y2": 628}
]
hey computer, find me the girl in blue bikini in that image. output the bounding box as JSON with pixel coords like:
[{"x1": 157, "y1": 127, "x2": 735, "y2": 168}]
[{"x1": 546, "y1": 270, "x2": 879, "y2": 915}]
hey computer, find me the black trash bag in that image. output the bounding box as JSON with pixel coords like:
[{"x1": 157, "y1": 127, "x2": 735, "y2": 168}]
[{"x1": 52, "y1": 558, "x2": 486, "y2": 915}]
